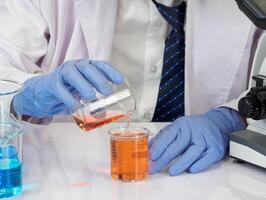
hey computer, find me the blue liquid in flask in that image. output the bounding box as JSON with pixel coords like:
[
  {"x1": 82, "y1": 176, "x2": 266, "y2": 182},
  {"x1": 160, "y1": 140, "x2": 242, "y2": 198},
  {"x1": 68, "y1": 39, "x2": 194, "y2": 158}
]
[{"x1": 0, "y1": 159, "x2": 22, "y2": 198}]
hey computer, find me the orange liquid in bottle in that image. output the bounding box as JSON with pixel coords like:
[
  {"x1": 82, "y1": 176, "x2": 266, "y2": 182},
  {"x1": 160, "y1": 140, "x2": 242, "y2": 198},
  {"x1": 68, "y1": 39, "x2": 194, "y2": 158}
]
[
  {"x1": 73, "y1": 111, "x2": 128, "y2": 132},
  {"x1": 110, "y1": 132, "x2": 148, "y2": 182}
]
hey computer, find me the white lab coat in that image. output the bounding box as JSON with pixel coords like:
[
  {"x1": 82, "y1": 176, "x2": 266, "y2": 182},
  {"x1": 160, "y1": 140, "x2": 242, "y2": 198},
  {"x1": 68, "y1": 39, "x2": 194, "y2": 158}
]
[{"x1": 0, "y1": 0, "x2": 255, "y2": 119}]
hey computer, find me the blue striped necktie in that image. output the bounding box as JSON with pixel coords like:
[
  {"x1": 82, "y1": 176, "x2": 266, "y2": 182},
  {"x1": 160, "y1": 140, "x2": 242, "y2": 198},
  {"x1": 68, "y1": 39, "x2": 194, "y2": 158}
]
[{"x1": 152, "y1": 1, "x2": 186, "y2": 122}]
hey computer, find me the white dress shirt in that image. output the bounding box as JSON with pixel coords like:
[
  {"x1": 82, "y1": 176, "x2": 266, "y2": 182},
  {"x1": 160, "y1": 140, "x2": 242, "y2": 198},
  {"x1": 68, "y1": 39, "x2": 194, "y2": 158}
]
[{"x1": 110, "y1": 0, "x2": 176, "y2": 121}]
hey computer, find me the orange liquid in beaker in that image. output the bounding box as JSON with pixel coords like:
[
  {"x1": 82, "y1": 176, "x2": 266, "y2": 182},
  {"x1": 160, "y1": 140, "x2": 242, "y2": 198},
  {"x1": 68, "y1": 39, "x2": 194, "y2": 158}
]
[
  {"x1": 73, "y1": 111, "x2": 128, "y2": 132},
  {"x1": 110, "y1": 132, "x2": 148, "y2": 182}
]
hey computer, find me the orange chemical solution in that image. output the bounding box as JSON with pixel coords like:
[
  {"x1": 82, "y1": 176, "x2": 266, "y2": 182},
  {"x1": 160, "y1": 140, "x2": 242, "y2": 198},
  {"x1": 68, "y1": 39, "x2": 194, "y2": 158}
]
[
  {"x1": 110, "y1": 132, "x2": 148, "y2": 182},
  {"x1": 73, "y1": 111, "x2": 128, "y2": 132}
]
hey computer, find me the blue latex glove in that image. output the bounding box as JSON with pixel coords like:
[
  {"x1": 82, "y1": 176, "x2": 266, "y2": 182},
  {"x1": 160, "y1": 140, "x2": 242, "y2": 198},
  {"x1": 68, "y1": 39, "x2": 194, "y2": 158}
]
[
  {"x1": 149, "y1": 107, "x2": 245, "y2": 176},
  {"x1": 13, "y1": 60, "x2": 124, "y2": 118}
]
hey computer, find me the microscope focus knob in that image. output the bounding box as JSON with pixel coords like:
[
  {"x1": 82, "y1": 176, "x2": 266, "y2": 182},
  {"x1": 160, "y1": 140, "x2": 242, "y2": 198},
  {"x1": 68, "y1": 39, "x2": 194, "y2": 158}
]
[{"x1": 238, "y1": 95, "x2": 261, "y2": 119}]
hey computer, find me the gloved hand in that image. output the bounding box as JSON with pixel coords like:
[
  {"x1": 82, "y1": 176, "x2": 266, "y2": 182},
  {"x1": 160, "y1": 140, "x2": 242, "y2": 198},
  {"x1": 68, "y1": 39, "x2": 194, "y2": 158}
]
[
  {"x1": 149, "y1": 107, "x2": 245, "y2": 176},
  {"x1": 12, "y1": 60, "x2": 124, "y2": 118}
]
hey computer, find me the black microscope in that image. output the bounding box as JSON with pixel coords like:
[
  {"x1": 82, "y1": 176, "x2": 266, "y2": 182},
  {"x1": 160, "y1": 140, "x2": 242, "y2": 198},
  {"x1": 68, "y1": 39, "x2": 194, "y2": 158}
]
[{"x1": 230, "y1": 0, "x2": 266, "y2": 168}]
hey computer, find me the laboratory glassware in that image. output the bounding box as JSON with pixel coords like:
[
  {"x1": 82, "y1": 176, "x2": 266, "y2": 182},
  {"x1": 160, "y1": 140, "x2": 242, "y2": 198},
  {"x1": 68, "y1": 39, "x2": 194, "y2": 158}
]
[
  {"x1": 72, "y1": 82, "x2": 135, "y2": 132},
  {"x1": 109, "y1": 126, "x2": 150, "y2": 182},
  {"x1": 0, "y1": 80, "x2": 23, "y2": 198}
]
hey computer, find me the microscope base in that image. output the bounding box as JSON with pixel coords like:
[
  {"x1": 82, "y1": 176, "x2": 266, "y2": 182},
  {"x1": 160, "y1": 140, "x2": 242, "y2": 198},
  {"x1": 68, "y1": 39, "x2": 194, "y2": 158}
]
[{"x1": 230, "y1": 130, "x2": 266, "y2": 169}]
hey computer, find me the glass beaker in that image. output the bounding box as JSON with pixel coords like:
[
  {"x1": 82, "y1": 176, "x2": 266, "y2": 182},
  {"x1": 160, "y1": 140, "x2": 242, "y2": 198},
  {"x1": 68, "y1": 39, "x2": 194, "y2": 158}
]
[
  {"x1": 109, "y1": 127, "x2": 150, "y2": 182},
  {"x1": 72, "y1": 83, "x2": 135, "y2": 132},
  {"x1": 0, "y1": 80, "x2": 23, "y2": 198}
]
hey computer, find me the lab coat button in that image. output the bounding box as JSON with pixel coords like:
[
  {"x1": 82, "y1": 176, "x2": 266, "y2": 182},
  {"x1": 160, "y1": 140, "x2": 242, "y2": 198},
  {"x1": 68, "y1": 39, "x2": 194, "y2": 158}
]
[
  {"x1": 150, "y1": 66, "x2": 158, "y2": 73},
  {"x1": 155, "y1": 20, "x2": 163, "y2": 27},
  {"x1": 144, "y1": 113, "x2": 151, "y2": 120}
]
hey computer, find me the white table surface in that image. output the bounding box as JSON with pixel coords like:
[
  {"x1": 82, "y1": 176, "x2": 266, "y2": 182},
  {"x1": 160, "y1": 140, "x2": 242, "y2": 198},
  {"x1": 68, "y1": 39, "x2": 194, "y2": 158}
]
[{"x1": 15, "y1": 122, "x2": 266, "y2": 200}]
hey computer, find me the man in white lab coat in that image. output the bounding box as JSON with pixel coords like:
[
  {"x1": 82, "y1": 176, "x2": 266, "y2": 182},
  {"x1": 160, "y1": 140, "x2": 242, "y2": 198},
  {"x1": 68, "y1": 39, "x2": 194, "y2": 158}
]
[{"x1": 0, "y1": 0, "x2": 256, "y2": 175}]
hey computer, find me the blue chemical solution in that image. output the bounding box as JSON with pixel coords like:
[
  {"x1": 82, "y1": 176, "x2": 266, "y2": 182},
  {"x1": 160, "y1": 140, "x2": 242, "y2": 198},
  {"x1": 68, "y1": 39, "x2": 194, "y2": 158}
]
[{"x1": 0, "y1": 159, "x2": 22, "y2": 198}]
